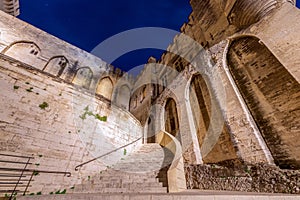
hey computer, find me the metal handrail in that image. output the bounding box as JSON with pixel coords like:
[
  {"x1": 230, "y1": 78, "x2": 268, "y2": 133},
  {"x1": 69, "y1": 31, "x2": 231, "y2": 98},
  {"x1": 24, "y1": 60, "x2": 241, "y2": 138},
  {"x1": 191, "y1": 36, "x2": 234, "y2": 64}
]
[{"x1": 75, "y1": 136, "x2": 143, "y2": 171}]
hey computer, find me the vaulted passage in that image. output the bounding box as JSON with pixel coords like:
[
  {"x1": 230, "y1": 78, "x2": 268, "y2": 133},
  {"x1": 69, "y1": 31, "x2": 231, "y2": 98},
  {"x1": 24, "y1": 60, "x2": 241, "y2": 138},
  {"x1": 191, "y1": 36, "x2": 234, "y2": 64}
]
[
  {"x1": 189, "y1": 74, "x2": 237, "y2": 164},
  {"x1": 227, "y1": 36, "x2": 300, "y2": 169}
]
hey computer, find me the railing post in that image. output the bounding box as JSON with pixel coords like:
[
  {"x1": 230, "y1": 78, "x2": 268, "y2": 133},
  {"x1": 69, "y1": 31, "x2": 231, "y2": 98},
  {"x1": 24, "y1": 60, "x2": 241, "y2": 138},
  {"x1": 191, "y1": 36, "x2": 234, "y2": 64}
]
[
  {"x1": 23, "y1": 171, "x2": 34, "y2": 196},
  {"x1": 10, "y1": 157, "x2": 31, "y2": 200}
]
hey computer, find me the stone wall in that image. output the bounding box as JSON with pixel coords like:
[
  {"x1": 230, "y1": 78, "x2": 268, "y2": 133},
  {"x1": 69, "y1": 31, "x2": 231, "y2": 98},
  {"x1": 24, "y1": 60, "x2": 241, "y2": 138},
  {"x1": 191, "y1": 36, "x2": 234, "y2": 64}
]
[
  {"x1": 227, "y1": 36, "x2": 300, "y2": 169},
  {"x1": 162, "y1": 0, "x2": 300, "y2": 169},
  {"x1": 185, "y1": 162, "x2": 300, "y2": 194},
  {"x1": 0, "y1": 10, "x2": 134, "y2": 103},
  {"x1": 0, "y1": 53, "x2": 142, "y2": 194}
]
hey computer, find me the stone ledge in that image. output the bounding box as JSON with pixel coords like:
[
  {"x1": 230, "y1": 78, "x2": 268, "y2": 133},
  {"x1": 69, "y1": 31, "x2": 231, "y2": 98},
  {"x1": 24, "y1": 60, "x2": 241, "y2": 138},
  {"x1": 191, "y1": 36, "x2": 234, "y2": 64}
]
[{"x1": 18, "y1": 190, "x2": 300, "y2": 200}]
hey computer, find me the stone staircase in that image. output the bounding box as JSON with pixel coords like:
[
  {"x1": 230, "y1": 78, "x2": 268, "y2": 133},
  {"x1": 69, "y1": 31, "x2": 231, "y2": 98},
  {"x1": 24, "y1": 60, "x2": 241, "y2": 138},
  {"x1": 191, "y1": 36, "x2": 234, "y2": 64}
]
[{"x1": 74, "y1": 143, "x2": 174, "y2": 193}]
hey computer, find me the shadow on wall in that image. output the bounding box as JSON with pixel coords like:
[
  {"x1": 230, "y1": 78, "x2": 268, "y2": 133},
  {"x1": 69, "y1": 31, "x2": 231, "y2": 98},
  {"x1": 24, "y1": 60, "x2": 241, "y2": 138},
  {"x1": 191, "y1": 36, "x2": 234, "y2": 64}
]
[{"x1": 227, "y1": 36, "x2": 300, "y2": 169}]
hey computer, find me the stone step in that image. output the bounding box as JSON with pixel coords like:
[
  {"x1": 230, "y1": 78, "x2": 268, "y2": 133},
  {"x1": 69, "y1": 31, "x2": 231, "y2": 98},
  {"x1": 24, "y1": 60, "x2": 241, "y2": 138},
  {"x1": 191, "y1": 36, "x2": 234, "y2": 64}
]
[
  {"x1": 78, "y1": 181, "x2": 162, "y2": 188},
  {"x1": 73, "y1": 144, "x2": 169, "y2": 194},
  {"x1": 96, "y1": 176, "x2": 160, "y2": 183},
  {"x1": 75, "y1": 182, "x2": 164, "y2": 192},
  {"x1": 112, "y1": 144, "x2": 170, "y2": 174}
]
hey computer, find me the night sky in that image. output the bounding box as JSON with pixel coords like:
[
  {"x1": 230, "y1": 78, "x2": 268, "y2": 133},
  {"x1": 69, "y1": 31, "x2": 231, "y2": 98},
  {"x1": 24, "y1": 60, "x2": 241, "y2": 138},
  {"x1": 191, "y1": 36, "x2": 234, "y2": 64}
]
[{"x1": 18, "y1": 0, "x2": 300, "y2": 71}]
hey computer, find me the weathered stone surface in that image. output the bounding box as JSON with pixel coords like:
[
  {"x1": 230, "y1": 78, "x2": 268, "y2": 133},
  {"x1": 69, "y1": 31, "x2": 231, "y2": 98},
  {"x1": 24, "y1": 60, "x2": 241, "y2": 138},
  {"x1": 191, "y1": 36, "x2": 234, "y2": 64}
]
[
  {"x1": 0, "y1": 55, "x2": 142, "y2": 194},
  {"x1": 185, "y1": 163, "x2": 300, "y2": 194},
  {"x1": 1, "y1": 0, "x2": 300, "y2": 197}
]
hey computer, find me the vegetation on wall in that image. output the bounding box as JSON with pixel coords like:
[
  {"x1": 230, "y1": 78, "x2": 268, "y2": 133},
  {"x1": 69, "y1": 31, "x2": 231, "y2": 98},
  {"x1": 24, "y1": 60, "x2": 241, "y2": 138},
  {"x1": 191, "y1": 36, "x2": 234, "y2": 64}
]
[{"x1": 79, "y1": 106, "x2": 107, "y2": 122}]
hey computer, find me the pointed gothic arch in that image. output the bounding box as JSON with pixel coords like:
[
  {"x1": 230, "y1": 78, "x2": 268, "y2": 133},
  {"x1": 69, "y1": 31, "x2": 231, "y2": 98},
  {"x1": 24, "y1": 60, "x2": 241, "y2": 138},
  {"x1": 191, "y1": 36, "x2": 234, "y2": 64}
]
[
  {"x1": 116, "y1": 84, "x2": 131, "y2": 110},
  {"x1": 96, "y1": 77, "x2": 114, "y2": 100},
  {"x1": 164, "y1": 98, "x2": 180, "y2": 140},
  {"x1": 43, "y1": 56, "x2": 69, "y2": 77},
  {"x1": 2, "y1": 41, "x2": 42, "y2": 69},
  {"x1": 189, "y1": 74, "x2": 237, "y2": 163},
  {"x1": 72, "y1": 67, "x2": 93, "y2": 89}
]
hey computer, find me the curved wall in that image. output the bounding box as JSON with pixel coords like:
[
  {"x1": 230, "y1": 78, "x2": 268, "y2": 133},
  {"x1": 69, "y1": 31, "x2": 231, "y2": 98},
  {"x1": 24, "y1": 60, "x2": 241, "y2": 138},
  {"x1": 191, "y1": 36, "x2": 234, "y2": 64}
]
[{"x1": 0, "y1": 10, "x2": 142, "y2": 194}]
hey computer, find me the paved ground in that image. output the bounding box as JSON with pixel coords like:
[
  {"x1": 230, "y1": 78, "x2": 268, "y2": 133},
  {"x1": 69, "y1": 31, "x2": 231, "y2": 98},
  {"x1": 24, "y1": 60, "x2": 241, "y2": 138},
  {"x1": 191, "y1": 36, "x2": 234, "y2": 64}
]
[{"x1": 18, "y1": 190, "x2": 300, "y2": 200}]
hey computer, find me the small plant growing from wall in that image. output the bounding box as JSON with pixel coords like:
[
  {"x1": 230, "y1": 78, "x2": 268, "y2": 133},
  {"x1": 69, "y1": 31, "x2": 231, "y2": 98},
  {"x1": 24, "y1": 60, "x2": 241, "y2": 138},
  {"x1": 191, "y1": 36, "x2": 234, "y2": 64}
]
[
  {"x1": 4, "y1": 192, "x2": 17, "y2": 200},
  {"x1": 13, "y1": 85, "x2": 19, "y2": 90},
  {"x1": 26, "y1": 87, "x2": 33, "y2": 92},
  {"x1": 39, "y1": 102, "x2": 49, "y2": 109},
  {"x1": 55, "y1": 189, "x2": 66, "y2": 194},
  {"x1": 79, "y1": 106, "x2": 107, "y2": 122},
  {"x1": 33, "y1": 171, "x2": 39, "y2": 176},
  {"x1": 95, "y1": 114, "x2": 107, "y2": 122},
  {"x1": 49, "y1": 189, "x2": 67, "y2": 195}
]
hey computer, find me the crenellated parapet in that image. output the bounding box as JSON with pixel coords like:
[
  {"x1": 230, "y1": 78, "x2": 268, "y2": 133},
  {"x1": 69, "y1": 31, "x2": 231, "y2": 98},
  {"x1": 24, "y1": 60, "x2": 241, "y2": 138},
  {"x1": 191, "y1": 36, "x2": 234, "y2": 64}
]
[
  {"x1": 0, "y1": 0, "x2": 19, "y2": 16},
  {"x1": 0, "y1": 9, "x2": 133, "y2": 110},
  {"x1": 0, "y1": 39, "x2": 132, "y2": 105}
]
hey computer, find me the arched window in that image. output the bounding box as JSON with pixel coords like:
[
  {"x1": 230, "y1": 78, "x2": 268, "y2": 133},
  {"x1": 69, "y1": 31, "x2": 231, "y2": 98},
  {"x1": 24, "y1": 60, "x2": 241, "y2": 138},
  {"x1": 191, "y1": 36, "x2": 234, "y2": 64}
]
[
  {"x1": 43, "y1": 56, "x2": 68, "y2": 77},
  {"x1": 2, "y1": 41, "x2": 42, "y2": 69}
]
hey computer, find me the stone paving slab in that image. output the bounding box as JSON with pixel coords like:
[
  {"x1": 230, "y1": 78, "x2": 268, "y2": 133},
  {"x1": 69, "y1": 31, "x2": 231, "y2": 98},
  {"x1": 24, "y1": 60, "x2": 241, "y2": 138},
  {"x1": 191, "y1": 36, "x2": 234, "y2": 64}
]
[{"x1": 18, "y1": 190, "x2": 300, "y2": 200}]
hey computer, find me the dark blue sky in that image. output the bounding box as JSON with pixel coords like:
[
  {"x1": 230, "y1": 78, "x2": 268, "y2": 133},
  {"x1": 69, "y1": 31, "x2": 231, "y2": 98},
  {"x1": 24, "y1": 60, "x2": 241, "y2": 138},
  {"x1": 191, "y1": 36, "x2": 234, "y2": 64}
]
[
  {"x1": 18, "y1": 0, "x2": 192, "y2": 71},
  {"x1": 18, "y1": 0, "x2": 300, "y2": 71}
]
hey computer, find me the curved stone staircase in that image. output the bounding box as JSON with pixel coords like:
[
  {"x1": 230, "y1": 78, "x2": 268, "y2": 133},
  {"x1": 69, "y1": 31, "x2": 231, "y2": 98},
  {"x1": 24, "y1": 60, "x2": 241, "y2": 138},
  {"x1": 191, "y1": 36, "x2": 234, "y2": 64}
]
[{"x1": 74, "y1": 143, "x2": 174, "y2": 194}]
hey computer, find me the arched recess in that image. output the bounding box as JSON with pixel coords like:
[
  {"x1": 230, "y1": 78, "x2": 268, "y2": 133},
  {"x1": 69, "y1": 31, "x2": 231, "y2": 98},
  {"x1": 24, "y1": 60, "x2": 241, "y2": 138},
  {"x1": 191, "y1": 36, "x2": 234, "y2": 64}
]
[
  {"x1": 227, "y1": 36, "x2": 300, "y2": 169},
  {"x1": 72, "y1": 67, "x2": 93, "y2": 89},
  {"x1": 164, "y1": 98, "x2": 181, "y2": 143},
  {"x1": 189, "y1": 74, "x2": 238, "y2": 164},
  {"x1": 2, "y1": 41, "x2": 42, "y2": 69},
  {"x1": 140, "y1": 86, "x2": 147, "y2": 102},
  {"x1": 116, "y1": 85, "x2": 130, "y2": 110},
  {"x1": 147, "y1": 116, "x2": 156, "y2": 143},
  {"x1": 43, "y1": 56, "x2": 68, "y2": 77},
  {"x1": 96, "y1": 77, "x2": 113, "y2": 100}
]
